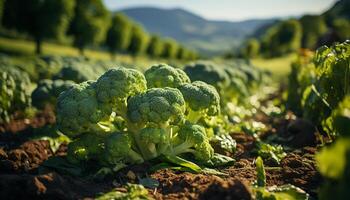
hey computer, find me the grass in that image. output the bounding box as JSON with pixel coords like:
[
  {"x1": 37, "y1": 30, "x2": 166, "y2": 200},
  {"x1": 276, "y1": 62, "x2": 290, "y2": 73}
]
[
  {"x1": 0, "y1": 37, "x2": 183, "y2": 71},
  {"x1": 0, "y1": 37, "x2": 295, "y2": 82},
  {"x1": 0, "y1": 37, "x2": 131, "y2": 61},
  {"x1": 252, "y1": 54, "x2": 297, "y2": 81}
]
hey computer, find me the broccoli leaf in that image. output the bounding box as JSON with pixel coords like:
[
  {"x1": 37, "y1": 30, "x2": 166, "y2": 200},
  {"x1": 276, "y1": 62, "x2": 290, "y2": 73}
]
[
  {"x1": 256, "y1": 156, "x2": 266, "y2": 187},
  {"x1": 96, "y1": 184, "x2": 152, "y2": 200},
  {"x1": 41, "y1": 156, "x2": 82, "y2": 176},
  {"x1": 202, "y1": 153, "x2": 235, "y2": 167}
]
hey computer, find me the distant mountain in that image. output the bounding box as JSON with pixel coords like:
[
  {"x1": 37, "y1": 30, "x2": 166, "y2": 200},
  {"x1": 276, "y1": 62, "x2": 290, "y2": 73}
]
[{"x1": 118, "y1": 7, "x2": 277, "y2": 55}]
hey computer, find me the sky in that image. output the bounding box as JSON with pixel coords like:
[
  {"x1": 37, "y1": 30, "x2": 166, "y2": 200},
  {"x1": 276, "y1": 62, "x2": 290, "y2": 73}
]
[{"x1": 104, "y1": 0, "x2": 338, "y2": 21}]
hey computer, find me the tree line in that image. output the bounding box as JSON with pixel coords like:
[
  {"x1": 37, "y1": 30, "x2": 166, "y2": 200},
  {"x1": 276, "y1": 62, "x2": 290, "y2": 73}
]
[
  {"x1": 0, "y1": 0, "x2": 198, "y2": 60},
  {"x1": 239, "y1": 0, "x2": 350, "y2": 58}
]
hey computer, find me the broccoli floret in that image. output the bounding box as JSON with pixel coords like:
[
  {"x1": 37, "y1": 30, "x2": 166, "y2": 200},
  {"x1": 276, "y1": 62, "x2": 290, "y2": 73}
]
[
  {"x1": 137, "y1": 127, "x2": 170, "y2": 159},
  {"x1": 104, "y1": 133, "x2": 144, "y2": 165},
  {"x1": 95, "y1": 68, "x2": 147, "y2": 118},
  {"x1": 179, "y1": 81, "x2": 220, "y2": 123},
  {"x1": 56, "y1": 81, "x2": 110, "y2": 138},
  {"x1": 0, "y1": 71, "x2": 15, "y2": 123},
  {"x1": 171, "y1": 121, "x2": 214, "y2": 161},
  {"x1": 184, "y1": 61, "x2": 230, "y2": 91},
  {"x1": 145, "y1": 63, "x2": 190, "y2": 88},
  {"x1": 127, "y1": 87, "x2": 186, "y2": 128},
  {"x1": 67, "y1": 133, "x2": 105, "y2": 164}
]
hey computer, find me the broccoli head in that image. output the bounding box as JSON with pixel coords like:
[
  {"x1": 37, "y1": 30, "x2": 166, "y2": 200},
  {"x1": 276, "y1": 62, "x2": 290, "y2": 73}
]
[
  {"x1": 95, "y1": 67, "x2": 147, "y2": 117},
  {"x1": 138, "y1": 127, "x2": 170, "y2": 159},
  {"x1": 56, "y1": 81, "x2": 110, "y2": 138},
  {"x1": 172, "y1": 121, "x2": 214, "y2": 161},
  {"x1": 127, "y1": 87, "x2": 186, "y2": 127},
  {"x1": 32, "y1": 79, "x2": 75, "y2": 109},
  {"x1": 145, "y1": 64, "x2": 190, "y2": 88},
  {"x1": 104, "y1": 133, "x2": 144, "y2": 165},
  {"x1": 179, "y1": 81, "x2": 220, "y2": 122},
  {"x1": 66, "y1": 133, "x2": 105, "y2": 164}
]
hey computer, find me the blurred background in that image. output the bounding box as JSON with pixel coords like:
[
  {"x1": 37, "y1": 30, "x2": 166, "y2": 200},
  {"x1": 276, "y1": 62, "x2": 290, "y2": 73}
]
[{"x1": 0, "y1": 0, "x2": 348, "y2": 79}]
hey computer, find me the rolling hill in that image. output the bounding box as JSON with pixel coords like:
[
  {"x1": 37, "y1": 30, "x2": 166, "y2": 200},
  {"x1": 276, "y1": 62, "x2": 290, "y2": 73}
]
[{"x1": 118, "y1": 7, "x2": 276, "y2": 55}]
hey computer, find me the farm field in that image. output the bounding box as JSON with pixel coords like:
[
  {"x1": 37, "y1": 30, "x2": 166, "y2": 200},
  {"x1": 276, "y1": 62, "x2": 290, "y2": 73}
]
[{"x1": 1, "y1": 0, "x2": 349, "y2": 199}]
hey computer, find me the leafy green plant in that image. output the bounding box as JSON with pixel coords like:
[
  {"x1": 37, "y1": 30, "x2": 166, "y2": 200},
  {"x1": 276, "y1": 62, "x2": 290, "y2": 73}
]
[
  {"x1": 253, "y1": 157, "x2": 309, "y2": 200},
  {"x1": 96, "y1": 184, "x2": 152, "y2": 200}
]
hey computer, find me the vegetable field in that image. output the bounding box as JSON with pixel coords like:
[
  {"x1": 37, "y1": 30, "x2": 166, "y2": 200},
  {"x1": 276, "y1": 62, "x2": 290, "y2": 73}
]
[
  {"x1": 0, "y1": 0, "x2": 349, "y2": 199},
  {"x1": 0, "y1": 41, "x2": 349, "y2": 199}
]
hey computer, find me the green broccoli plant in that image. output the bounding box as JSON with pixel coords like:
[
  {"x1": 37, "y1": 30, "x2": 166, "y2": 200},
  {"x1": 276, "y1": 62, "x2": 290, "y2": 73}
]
[
  {"x1": 0, "y1": 66, "x2": 32, "y2": 123},
  {"x1": 56, "y1": 65, "x2": 224, "y2": 170},
  {"x1": 31, "y1": 79, "x2": 75, "y2": 109}
]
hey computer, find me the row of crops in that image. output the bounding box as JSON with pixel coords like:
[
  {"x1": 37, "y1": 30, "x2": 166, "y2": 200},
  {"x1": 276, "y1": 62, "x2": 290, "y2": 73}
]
[
  {"x1": 0, "y1": 41, "x2": 349, "y2": 199},
  {"x1": 287, "y1": 41, "x2": 350, "y2": 199}
]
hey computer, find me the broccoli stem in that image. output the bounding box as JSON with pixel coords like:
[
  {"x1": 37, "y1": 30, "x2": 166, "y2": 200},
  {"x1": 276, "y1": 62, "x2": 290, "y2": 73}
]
[
  {"x1": 169, "y1": 141, "x2": 195, "y2": 156},
  {"x1": 187, "y1": 109, "x2": 202, "y2": 123},
  {"x1": 115, "y1": 100, "x2": 128, "y2": 119},
  {"x1": 128, "y1": 149, "x2": 144, "y2": 164}
]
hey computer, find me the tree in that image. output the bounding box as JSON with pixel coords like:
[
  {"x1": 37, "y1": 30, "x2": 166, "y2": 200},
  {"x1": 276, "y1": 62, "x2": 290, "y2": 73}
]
[
  {"x1": 0, "y1": 0, "x2": 5, "y2": 25},
  {"x1": 332, "y1": 18, "x2": 350, "y2": 41},
  {"x1": 127, "y1": 25, "x2": 149, "y2": 56},
  {"x1": 106, "y1": 13, "x2": 132, "y2": 58},
  {"x1": 300, "y1": 15, "x2": 328, "y2": 49},
  {"x1": 69, "y1": 0, "x2": 110, "y2": 54},
  {"x1": 146, "y1": 35, "x2": 163, "y2": 57},
  {"x1": 241, "y1": 38, "x2": 260, "y2": 58},
  {"x1": 261, "y1": 19, "x2": 302, "y2": 57},
  {"x1": 3, "y1": 0, "x2": 75, "y2": 54},
  {"x1": 161, "y1": 39, "x2": 178, "y2": 59}
]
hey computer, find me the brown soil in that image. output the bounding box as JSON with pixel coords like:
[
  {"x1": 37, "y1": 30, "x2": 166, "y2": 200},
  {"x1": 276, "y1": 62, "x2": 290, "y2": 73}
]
[
  {"x1": 0, "y1": 103, "x2": 322, "y2": 199},
  {"x1": 0, "y1": 107, "x2": 55, "y2": 134}
]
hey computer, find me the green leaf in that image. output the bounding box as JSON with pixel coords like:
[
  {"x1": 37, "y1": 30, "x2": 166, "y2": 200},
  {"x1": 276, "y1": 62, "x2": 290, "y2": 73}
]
[
  {"x1": 201, "y1": 168, "x2": 229, "y2": 176},
  {"x1": 96, "y1": 184, "x2": 152, "y2": 200},
  {"x1": 41, "y1": 156, "x2": 82, "y2": 176},
  {"x1": 163, "y1": 155, "x2": 202, "y2": 173},
  {"x1": 256, "y1": 156, "x2": 266, "y2": 187},
  {"x1": 39, "y1": 133, "x2": 70, "y2": 153},
  {"x1": 316, "y1": 138, "x2": 350, "y2": 179},
  {"x1": 202, "y1": 153, "x2": 235, "y2": 167},
  {"x1": 255, "y1": 184, "x2": 309, "y2": 200}
]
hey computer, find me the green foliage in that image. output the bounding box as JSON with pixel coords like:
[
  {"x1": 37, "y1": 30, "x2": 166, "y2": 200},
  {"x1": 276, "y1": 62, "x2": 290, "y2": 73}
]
[
  {"x1": 331, "y1": 18, "x2": 350, "y2": 45},
  {"x1": 184, "y1": 60, "x2": 267, "y2": 106},
  {"x1": 254, "y1": 142, "x2": 286, "y2": 165},
  {"x1": 0, "y1": 65, "x2": 31, "y2": 123},
  {"x1": 300, "y1": 15, "x2": 328, "y2": 49},
  {"x1": 287, "y1": 41, "x2": 350, "y2": 137},
  {"x1": 128, "y1": 25, "x2": 150, "y2": 55},
  {"x1": 147, "y1": 35, "x2": 164, "y2": 58},
  {"x1": 241, "y1": 38, "x2": 260, "y2": 58},
  {"x1": 96, "y1": 184, "x2": 151, "y2": 200},
  {"x1": 31, "y1": 79, "x2": 74, "y2": 109},
  {"x1": 255, "y1": 184, "x2": 309, "y2": 200},
  {"x1": 69, "y1": 0, "x2": 110, "y2": 53},
  {"x1": 256, "y1": 156, "x2": 266, "y2": 187},
  {"x1": 261, "y1": 19, "x2": 302, "y2": 57},
  {"x1": 316, "y1": 138, "x2": 350, "y2": 200},
  {"x1": 106, "y1": 13, "x2": 132, "y2": 55},
  {"x1": 0, "y1": 0, "x2": 5, "y2": 25},
  {"x1": 161, "y1": 39, "x2": 178, "y2": 59},
  {"x1": 3, "y1": 0, "x2": 75, "y2": 54}
]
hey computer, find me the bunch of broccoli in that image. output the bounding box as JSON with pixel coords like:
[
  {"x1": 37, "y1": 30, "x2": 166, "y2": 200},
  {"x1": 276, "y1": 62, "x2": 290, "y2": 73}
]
[
  {"x1": 31, "y1": 79, "x2": 75, "y2": 109},
  {"x1": 56, "y1": 64, "x2": 221, "y2": 167},
  {"x1": 0, "y1": 65, "x2": 32, "y2": 123}
]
